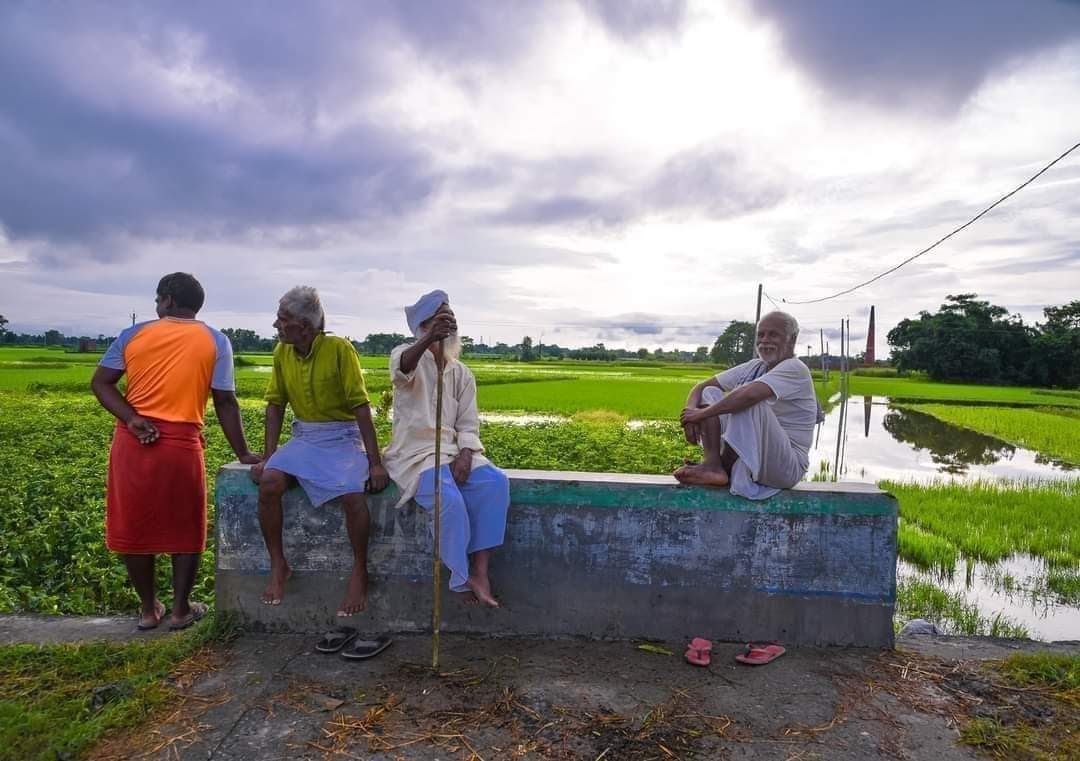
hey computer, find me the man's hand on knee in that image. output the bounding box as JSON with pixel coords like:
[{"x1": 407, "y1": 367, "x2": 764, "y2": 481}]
[
  {"x1": 366, "y1": 462, "x2": 389, "y2": 493},
  {"x1": 451, "y1": 449, "x2": 473, "y2": 485}
]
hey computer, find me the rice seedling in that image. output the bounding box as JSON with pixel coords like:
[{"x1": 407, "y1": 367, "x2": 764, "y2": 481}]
[
  {"x1": 903, "y1": 404, "x2": 1080, "y2": 465},
  {"x1": 897, "y1": 522, "x2": 958, "y2": 574},
  {"x1": 896, "y1": 579, "x2": 1028, "y2": 638},
  {"x1": 1047, "y1": 569, "x2": 1080, "y2": 604},
  {"x1": 846, "y1": 375, "x2": 1080, "y2": 407},
  {"x1": 885, "y1": 479, "x2": 1080, "y2": 565}
]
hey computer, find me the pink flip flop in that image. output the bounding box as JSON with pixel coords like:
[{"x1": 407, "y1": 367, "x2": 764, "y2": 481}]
[
  {"x1": 684, "y1": 637, "x2": 713, "y2": 667},
  {"x1": 735, "y1": 643, "x2": 786, "y2": 665}
]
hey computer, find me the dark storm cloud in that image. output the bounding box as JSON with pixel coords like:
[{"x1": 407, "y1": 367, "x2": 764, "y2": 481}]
[
  {"x1": 749, "y1": 0, "x2": 1080, "y2": 111},
  {"x1": 0, "y1": 0, "x2": 562, "y2": 263},
  {"x1": 578, "y1": 0, "x2": 688, "y2": 40}
]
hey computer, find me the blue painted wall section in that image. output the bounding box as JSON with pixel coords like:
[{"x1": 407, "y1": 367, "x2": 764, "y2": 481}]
[{"x1": 215, "y1": 465, "x2": 897, "y2": 647}]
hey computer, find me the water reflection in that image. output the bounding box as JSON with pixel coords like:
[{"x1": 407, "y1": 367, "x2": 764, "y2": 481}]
[
  {"x1": 882, "y1": 407, "x2": 1016, "y2": 474},
  {"x1": 810, "y1": 396, "x2": 1072, "y2": 483},
  {"x1": 898, "y1": 555, "x2": 1080, "y2": 641}
]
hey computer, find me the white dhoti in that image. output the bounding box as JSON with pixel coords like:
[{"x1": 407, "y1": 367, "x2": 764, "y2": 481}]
[{"x1": 701, "y1": 386, "x2": 809, "y2": 500}]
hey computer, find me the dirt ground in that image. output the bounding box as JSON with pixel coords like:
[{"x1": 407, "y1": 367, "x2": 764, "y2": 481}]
[{"x1": 76, "y1": 627, "x2": 1077, "y2": 761}]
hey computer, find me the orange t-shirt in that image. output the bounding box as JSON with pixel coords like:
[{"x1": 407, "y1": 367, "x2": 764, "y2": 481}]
[{"x1": 99, "y1": 318, "x2": 235, "y2": 425}]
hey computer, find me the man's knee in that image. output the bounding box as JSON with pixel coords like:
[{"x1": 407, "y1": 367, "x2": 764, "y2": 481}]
[
  {"x1": 258, "y1": 469, "x2": 288, "y2": 501},
  {"x1": 480, "y1": 466, "x2": 510, "y2": 499},
  {"x1": 339, "y1": 492, "x2": 368, "y2": 515},
  {"x1": 701, "y1": 386, "x2": 724, "y2": 405}
]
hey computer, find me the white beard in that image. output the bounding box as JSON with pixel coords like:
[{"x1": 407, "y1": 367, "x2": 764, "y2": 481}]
[
  {"x1": 443, "y1": 332, "x2": 463, "y2": 361},
  {"x1": 416, "y1": 328, "x2": 462, "y2": 361}
]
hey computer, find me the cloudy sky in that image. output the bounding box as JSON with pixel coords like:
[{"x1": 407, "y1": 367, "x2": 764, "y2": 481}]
[{"x1": 2, "y1": 0, "x2": 1079, "y2": 356}]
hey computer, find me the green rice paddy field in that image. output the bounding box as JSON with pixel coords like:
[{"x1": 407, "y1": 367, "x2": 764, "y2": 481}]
[{"x1": 0, "y1": 345, "x2": 1078, "y2": 640}]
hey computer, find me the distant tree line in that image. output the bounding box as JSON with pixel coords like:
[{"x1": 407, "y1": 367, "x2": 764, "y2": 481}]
[{"x1": 888, "y1": 294, "x2": 1080, "y2": 386}]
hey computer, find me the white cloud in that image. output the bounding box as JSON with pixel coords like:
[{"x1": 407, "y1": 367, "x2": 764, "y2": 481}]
[{"x1": 1, "y1": 0, "x2": 1078, "y2": 360}]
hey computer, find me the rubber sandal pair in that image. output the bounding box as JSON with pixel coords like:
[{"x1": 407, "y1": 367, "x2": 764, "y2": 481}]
[
  {"x1": 735, "y1": 643, "x2": 786, "y2": 666},
  {"x1": 136, "y1": 600, "x2": 167, "y2": 631},
  {"x1": 684, "y1": 637, "x2": 712, "y2": 666},
  {"x1": 167, "y1": 602, "x2": 209, "y2": 631},
  {"x1": 315, "y1": 627, "x2": 393, "y2": 660}
]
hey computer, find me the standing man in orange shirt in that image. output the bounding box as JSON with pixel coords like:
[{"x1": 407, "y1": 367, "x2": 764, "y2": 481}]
[{"x1": 91, "y1": 273, "x2": 261, "y2": 630}]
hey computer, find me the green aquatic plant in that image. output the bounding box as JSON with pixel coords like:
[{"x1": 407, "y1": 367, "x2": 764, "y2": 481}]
[{"x1": 903, "y1": 404, "x2": 1080, "y2": 465}]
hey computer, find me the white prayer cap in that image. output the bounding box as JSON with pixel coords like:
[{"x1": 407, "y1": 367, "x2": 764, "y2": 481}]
[{"x1": 405, "y1": 290, "x2": 449, "y2": 336}]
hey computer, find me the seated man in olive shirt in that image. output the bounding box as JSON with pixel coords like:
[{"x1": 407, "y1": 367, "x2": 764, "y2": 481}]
[{"x1": 250, "y1": 286, "x2": 388, "y2": 615}]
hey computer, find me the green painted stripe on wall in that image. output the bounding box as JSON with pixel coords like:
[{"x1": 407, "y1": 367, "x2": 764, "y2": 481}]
[{"x1": 509, "y1": 481, "x2": 896, "y2": 516}]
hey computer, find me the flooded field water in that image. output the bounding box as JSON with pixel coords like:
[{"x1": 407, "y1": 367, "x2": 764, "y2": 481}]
[{"x1": 809, "y1": 396, "x2": 1074, "y2": 483}]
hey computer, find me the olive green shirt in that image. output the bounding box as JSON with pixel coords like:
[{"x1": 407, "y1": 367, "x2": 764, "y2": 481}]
[{"x1": 264, "y1": 334, "x2": 370, "y2": 421}]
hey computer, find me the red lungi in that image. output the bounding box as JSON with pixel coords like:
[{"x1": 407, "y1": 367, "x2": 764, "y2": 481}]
[{"x1": 105, "y1": 420, "x2": 207, "y2": 554}]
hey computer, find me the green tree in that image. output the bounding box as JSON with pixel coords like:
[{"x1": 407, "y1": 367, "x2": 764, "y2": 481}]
[
  {"x1": 0, "y1": 314, "x2": 8, "y2": 337},
  {"x1": 888, "y1": 294, "x2": 1033, "y2": 383},
  {"x1": 709, "y1": 320, "x2": 754, "y2": 365},
  {"x1": 520, "y1": 336, "x2": 535, "y2": 362},
  {"x1": 357, "y1": 332, "x2": 410, "y2": 355},
  {"x1": 693, "y1": 346, "x2": 709, "y2": 363},
  {"x1": 1027, "y1": 301, "x2": 1080, "y2": 387},
  {"x1": 44, "y1": 329, "x2": 64, "y2": 346}
]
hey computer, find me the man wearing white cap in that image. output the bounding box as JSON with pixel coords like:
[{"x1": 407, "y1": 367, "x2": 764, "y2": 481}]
[{"x1": 382, "y1": 290, "x2": 509, "y2": 607}]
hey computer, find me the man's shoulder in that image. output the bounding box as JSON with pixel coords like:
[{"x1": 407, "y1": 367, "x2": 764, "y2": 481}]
[
  {"x1": 197, "y1": 322, "x2": 231, "y2": 346},
  {"x1": 773, "y1": 357, "x2": 811, "y2": 377},
  {"x1": 323, "y1": 334, "x2": 361, "y2": 357},
  {"x1": 451, "y1": 358, "x2": 474, "y2": 380},
  {"x1": 116, "y1": 320, "x2": 155, "y2": 343}
]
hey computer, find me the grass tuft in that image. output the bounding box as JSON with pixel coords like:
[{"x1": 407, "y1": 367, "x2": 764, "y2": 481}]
[{"x1": 0, "y1": 613, "x2": 238, "y2": 761}]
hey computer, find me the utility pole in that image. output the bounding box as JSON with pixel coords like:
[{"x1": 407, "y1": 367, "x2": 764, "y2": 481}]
[
  {"x1": 820, "y1": 328, "x2": 826, "y2": 382},
  {"x1": 131, "y1": 312, "x2": 136, "y2": 326},
  {"x1": 846, "y1": 318, "x2": 851, "y2": 372},
  {"x1": 755, "y1": 283, "x2": 763, "y2": 325},
  {"x1": 864, "y1": 306, "x2": 876, "y2": 366}
]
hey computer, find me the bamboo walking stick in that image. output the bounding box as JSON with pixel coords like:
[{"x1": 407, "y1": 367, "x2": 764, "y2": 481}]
[{"x1": 432, "y1": 339, "x2": 444, "y2": 670}]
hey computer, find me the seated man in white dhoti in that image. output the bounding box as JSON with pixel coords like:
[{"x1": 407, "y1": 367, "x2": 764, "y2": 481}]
[
  {"x1": 675, "y1": 311, "x2": 817, "y2": 499},
  {"x1": 383, "y1": 290, "x2": 510, "y2": 608},
  {"x1": 250, "y1": 286, "x2": 389, "y2": 614}
]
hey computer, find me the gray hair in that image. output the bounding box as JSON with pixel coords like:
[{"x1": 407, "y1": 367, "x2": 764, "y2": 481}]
[
  {"x1": 758, "y1": 310, "x2": 799, "y2": 343},
  {"x1": 279, "y1": 285, "x2": 325, "y2": 330}
]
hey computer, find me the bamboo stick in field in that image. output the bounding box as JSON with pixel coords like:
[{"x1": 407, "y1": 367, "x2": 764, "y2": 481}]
[{"x1": 432, "y1": 339, "x2": 444, "y2": 671}]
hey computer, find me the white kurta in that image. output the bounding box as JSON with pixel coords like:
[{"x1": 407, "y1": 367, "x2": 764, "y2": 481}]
[{"x1": 382, "y1": 344, "x2": 491, "y2": 507}]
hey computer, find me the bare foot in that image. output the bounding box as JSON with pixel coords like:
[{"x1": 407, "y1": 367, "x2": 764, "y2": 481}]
[
  {"x1": 672, "y1": 462, "x2": 698, "y2": 481},
  {"x1": 262, "y1": 563, "x2": 292, "y2": 605},
  {"x1": 137, "y1": 599, "x2": 166, "y2": 630},
  {"x1": 673, "y1": 462, "x2": 730, "y2": 488},
  {"x1": 337, "y1": 567, "x2": 368, "y2": 616},
  {"x1": 466, "y1": 573, "x2": 500, "y2": 608},
  {"x1": 454, "y1": 590, "x2": 479, "y2": 605}
]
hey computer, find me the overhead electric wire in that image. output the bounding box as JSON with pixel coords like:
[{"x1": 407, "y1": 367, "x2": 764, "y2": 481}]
[{"x1": 769, "y1": 140, "x2": 1080, "y2": 306}]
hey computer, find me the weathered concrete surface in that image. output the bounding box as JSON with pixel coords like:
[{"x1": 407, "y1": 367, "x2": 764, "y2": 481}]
[
  {"x1": 87, "y1": 630, "x2": 1079, "y2": 761},
  {"x1": 216, "y1": 465, "x2": 898, "y2": 646}
]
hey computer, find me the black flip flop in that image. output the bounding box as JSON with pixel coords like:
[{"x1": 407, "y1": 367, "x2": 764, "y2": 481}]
[
  {"x1": 315, "y1": 626, "x2": 359, "y2": 654},
  {"x1": 340, "y1": 634, "x2": 392, "y2": 660}
]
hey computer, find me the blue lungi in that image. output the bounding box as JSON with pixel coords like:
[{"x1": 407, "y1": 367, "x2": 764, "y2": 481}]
[
  {"x1": 265, "y1": 420, "x2": 369, "y2": 507},
  {"x1": 414, "y1": 464, "x2": 510, "y2": 592}
]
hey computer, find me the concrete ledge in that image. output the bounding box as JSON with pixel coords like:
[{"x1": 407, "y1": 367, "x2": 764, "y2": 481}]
[{"x1": 215, "y1": 465, "x2": 897, "y2": 647}]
